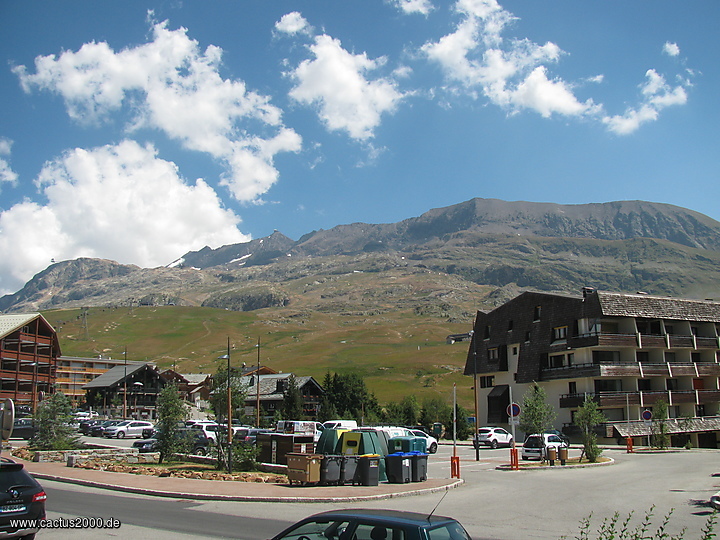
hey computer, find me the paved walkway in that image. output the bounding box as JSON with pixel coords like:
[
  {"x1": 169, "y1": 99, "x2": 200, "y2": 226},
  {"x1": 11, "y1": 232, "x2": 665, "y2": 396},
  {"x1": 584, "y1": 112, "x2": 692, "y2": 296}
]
[{"x1": 15, "y1": 456, "x2": 463, "y2": 503}]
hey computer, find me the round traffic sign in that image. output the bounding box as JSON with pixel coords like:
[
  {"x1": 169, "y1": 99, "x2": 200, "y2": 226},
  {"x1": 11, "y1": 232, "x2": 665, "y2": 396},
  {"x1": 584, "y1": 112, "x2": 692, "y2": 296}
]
[
  {"x1": 641, "y1": 409, "x2": 653, "y2": 421},
  {"x1": 507, "y1": 403, "x2": 521, "y2": 417}
]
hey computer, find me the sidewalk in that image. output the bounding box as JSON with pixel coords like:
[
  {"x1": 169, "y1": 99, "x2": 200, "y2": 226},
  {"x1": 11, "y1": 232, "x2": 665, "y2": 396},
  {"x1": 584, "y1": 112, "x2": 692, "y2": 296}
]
[{"x1": 16, "y1": 456, "x2": 463, "y2": 503}]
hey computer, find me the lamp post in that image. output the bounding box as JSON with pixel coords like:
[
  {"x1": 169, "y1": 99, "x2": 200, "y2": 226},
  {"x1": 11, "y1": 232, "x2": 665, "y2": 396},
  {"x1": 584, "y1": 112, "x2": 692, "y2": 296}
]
[
  {"x1": 470, "y1": 330, "x2": 480, "y2": 462},
  {"x1": 256, "y1": 337, "x2": 261, "y2": 428},
  {"x1": 122, "y1": 347, "x2": 128, "y2": 420},
  {"x1": 218, "y1": 337, "x2": 233, "y2": 474}
]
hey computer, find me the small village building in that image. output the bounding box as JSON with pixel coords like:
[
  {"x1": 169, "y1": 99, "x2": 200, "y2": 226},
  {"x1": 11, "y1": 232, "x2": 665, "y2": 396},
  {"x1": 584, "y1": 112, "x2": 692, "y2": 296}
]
[
  {"x1": 0, "y1": 313, "x2": 60, "y2": 413},
  {"x1": 240, "y1": 372, "x2": 324, "y2": 423},
  {"x1": 83, "y1": 362, "x2": 166, "y2": 419},
  {"x1": 464, "y1": 288, "x2": 720, "y2": 447}
]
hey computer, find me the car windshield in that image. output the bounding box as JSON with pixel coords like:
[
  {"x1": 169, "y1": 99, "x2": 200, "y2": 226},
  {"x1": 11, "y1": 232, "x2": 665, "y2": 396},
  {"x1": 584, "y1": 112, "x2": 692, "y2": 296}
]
[
  {"x1": 426, "y1": 521, "x2": 472, "y2": 540},
  {"x1": 114, "y1": 421, "x2": 132, "y2": 427}
]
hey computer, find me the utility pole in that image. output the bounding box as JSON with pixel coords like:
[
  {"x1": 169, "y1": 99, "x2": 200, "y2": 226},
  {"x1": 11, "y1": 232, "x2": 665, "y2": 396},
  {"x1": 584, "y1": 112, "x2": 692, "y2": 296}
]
[{"x1": 256, "y1": 337, "x2": 261, "y2": 428}]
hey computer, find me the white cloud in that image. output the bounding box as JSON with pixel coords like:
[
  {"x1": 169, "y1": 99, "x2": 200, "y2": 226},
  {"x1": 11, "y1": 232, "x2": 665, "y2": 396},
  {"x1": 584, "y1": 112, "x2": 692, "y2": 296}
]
[
  {"x1": 288, "y1": 34, "x2": 406, "y2": 140},
  {"x1": 603, "y1": 69, "x2": 688, "y2": 135},
  {"x1": 13, "y1": 19, "x2": 301, "y2": 203},
  {"x1": 422, "y1": 0, "x2": 595, "y2": 118},
  {"x1": 275, "y1": 12, "x2": 312, "y2": 35},
  {"x1": 389, "y1": 0, "x2": 434, "y2": 15},
  {"x1": 0, "y1": 138, "x2": 18, "y2": 187},
  {"x1": 663, "y1": 42, "x2": 680, "y2": 57},
  {"x1": 0, "y1": 141, "x2": 248, "y2": 296}
]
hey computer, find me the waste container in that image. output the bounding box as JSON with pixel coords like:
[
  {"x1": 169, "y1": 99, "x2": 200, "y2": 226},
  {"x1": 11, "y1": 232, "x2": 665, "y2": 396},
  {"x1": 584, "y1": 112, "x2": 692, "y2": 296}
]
[
  {"x1": 388, "y1": 436, "x2": 427, "y2": 454},
  {"x1": 385, "y1": 453, "x2": 411, "y2": 484},
  {"x1": 355, "y1": 454, "x2": 380, "y2": 486},
  {"x1": 547, "y1": 447, "x2": 557, "y2": 464},
  {"x1": 320, "y1": 455, "x2": 342, "y2": 485},
  {"x1": 340, "y1": 455, "x2": 359, "y2": 484},
  {"x1": 407, "y1": 452, "x2": 428, "y2": 482},
  {"x1": 286, "y1": 453, "x2": 322, "y2": 485},
  {"x1": 558, "y1": 446, "x2": 568, "y2": 465}
]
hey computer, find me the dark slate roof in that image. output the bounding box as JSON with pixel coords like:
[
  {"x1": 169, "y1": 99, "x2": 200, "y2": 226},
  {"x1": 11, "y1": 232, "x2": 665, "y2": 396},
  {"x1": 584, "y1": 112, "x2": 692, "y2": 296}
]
[
  {"x1": 239, "y1": 373, "x2": 320, "y2": 401},
  {"x1": 82, "y1": 362, "x2": 149, "y2": 389},
  {"x1": 596, "y1": 292, "x2": 720, "y2": 322}
]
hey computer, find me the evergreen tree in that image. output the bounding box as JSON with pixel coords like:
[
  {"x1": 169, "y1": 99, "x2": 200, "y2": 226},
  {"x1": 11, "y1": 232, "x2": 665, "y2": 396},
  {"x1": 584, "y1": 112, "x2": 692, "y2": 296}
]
[
  {"x1": 155, "y1": 382, "x2": 189, "y2": 463},
  {"x1": 282, "y1": 375, "x2": 304, "y2": 420},
  {"x1": 209, "y1": 366, "x2": 247, "y2": 425},
  {"x1": 32, "y1": 392, "x2": 80, "y2": 450}
]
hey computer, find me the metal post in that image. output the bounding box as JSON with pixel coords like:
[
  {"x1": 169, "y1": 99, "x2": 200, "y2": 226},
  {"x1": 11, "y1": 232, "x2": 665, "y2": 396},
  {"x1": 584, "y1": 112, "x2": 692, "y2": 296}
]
[
  {"x1": 226, "y1": 337, "x2": 233, "y2": 474},
  {"x1": 256, "y1": 337, "x2": 261, "y2": 428},
  {"x1": 123, "y1": 347, "x2": 127, "y2": 419},
  {"x1": 471, "y1": 331, "x2": 480, "y2": 461}
]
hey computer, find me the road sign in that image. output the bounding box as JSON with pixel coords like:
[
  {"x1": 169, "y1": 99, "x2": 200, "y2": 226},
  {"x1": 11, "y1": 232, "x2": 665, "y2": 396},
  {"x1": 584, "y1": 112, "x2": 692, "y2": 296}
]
[
  {"x1": 507, "y1": 403, "x2": 521, "y2": 417},
  {"x1": 641, "y1": 409, "x2": 653, "y2": 422}
]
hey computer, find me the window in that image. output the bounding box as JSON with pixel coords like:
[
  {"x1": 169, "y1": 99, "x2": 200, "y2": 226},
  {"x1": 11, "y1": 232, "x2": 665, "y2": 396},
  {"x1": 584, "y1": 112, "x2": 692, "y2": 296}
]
[
  {"x1": 479, "y1": 376, "x2": 494, "y2": 388},
  {"x1": 593, "y1": 350, "x2": 619, "y2": 363},
  {"x1": 638, "y1": 379, "x2": 651, "y2": 391},
  {"x1": 488, "y1": 348, "x2": 499, "y2": 361},
  {"x1": 666, "y1": 379, "x2": 679, "y2": 391},
  {"x1": 549, "y1": 355, "x2": 564, "y2": 368},
  {"x1": 568, "y1": 381, "x2": 577, "y2": 394},
  {"x1": 664, "y1": 352, "x2": 676, "y2": 363},
  {"x1": 353, "y1": 523, "x2": 406, "y2": 540},
  {"x1": 552, "y1": 326, "x2": 568, "y2": 341},
  {"x1": 507, "y1": 320, "x2": 514, "y2": 331},
  {"x1": 533, "y1": 306, "x2": 541, "y2": 321},
  {"x1": 483, "y1": 325, "x2": 490, "y2": 339},
  {"x1": 525, "y1": 331, "x2": 531, "y2": 342},
  {"x1": 512, "y1": 346, "x2": 518, "y2": 355},
  {"x1": 567, "y1": 353, "x2": 574, "y2": 365},
  {"x1": 636, "y1": 351, "x2": 649, "y2": 363}
]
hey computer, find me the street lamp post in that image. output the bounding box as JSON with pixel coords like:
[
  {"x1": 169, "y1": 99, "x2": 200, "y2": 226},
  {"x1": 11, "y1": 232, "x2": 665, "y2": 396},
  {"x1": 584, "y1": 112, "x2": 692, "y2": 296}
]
[
  {"x1": 122, "y1": 347, "x2": 128, "y2": 419},
  {"x1": 256, "y1": 337, "x2": 261, "y2": 428},
  {"x1": 470, "y1": 330, "x2": 480, "y2": 462},
  {"x1": 218, "y1": 338, "x2": 233, "y2": 474}
]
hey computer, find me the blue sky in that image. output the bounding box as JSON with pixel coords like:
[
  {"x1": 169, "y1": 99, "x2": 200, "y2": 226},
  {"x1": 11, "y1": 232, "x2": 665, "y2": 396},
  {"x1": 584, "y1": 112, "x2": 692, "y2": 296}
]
[{"x1": 1, "y1": 1, "x2": 717, "y2": 297}]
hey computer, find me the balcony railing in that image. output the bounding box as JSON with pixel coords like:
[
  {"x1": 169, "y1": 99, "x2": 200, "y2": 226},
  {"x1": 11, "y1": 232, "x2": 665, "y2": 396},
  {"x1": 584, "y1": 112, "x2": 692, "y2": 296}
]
[
  {"x1": 559, "y1": 389, "x2": 720, "y2": 408},
  {"x1": 542, "y1": 361, "x2": 720, "y2": 381},
  {"x1": 568, "y1": 331, "x2": 720, "y2": 350}
]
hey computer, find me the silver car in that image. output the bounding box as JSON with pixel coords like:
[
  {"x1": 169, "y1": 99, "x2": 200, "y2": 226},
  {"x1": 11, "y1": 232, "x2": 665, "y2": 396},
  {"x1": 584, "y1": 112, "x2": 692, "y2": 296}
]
[{"x1": 103, "y1": 420, "x2": 154, "y2": 439}]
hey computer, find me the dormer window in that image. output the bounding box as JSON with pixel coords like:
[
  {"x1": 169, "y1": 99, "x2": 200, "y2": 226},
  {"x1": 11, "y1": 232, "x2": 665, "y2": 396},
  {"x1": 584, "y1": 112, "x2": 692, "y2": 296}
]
[{"x1": 533, "y1": 306, "x2": 541, "y2": 321}]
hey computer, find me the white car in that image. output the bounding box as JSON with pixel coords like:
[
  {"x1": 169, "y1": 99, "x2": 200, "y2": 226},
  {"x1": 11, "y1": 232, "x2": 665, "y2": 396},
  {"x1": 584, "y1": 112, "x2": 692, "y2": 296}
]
[
  {"x1": 408, "y1": 429, "x2": 438, "y2": 454},
  {"x1": 103, "y1": 420, "x2": 154, "y2": 439},
  {"x1": 521, "y1": 433, "x2": 569, "y2": 460},
  {"x1": 474, "y1": 427, "x2": 513, "y2": 449}
]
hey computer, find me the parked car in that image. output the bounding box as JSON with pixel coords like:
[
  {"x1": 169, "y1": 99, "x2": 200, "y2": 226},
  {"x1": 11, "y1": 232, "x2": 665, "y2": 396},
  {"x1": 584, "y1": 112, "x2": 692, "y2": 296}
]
[
  {"x1": 322, "y1": 420, "x2": 358, "y2": 430},
  {"x1": 521, "y1": 433, "x2": 569, "y2": 461},
  {"x1": 103, "y1": 420, "x2": 154, "y2": 439},
  {"x1": 0, "y1": 457, "x2": 46, "y2": 539},
  {"x1": 134, "y1": 430, "x2": 213, "y2": 455},
  {"x1": 233, "y1": 428, "x2": 272, "y2": 445},
  {"x1": 545, "y1": 429, "x2": 570, "y2": 446},
  {"x1": 189, "y1": 422, "x2": 221, "y2": 442},
  {"x1": 78, "y1": 418, "x2": 103, "y2": 435},
  {"x1": 89, "y1": 419, "x2": 122, "y2": 437},
  {"x1": 10, "y1": 418, "x2": 37, "y2": 440},
  {"x1": 474, "y1": 427, "x2": 513, "y2": 449},
  {"x1": 408, "y1": 429, "x2": 438, "y2": 454},
  {"x1": 269, "y1": 508, "x2": 472, "y2": 540}
]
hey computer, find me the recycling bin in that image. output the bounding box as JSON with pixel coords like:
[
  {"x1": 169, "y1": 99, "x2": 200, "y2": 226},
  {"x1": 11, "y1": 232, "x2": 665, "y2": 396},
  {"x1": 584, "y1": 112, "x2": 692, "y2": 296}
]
[
  {"x1": 547, "y1": 447, "x2": 557, "y2": 464},
  {"x1": 320, "y1": 455, "x2": 342, "y2": 485},
  {"x1": 385, "y1": 453, "x2": 411, "y2": 484},
  {"x1": 558, "y1": 446, "x2": 568, "y2": 465},
  {"x1": 407, "y1": 452, "x2": 428, "y2": 482},
  {"x1": 355, "y1": 454, "x2": 380, "y2": 486},
  {"x1": 286, "y1": 453, "x2": 322, "y2": 485},
  {"x1": 340, "y1": 455, "x2": 359, "y2": 484}
]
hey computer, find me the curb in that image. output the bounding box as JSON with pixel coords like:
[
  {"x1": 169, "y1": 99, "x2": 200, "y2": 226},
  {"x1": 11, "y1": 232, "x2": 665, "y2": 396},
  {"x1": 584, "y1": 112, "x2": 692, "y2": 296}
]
[
  {"x1": 495, "y1": 458, "x2": 615, "y2": 471},
  {"x1": 31, "y1": 472, "x2": 465, "y2": 503}
]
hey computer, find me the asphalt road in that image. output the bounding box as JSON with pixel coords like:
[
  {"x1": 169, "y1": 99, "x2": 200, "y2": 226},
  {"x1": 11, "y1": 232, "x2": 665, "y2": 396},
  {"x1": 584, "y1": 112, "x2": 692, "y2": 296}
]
[{"x1": 35, "y1": 443, "x2": 720, "y2": 539}]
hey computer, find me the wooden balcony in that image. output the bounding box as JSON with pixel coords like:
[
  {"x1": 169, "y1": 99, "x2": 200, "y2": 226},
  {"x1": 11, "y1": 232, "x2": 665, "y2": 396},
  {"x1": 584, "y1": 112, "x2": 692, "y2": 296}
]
[
  {"x1": 542, "y1": 361, "x2": 720, "y2": 381},
  {"x1": 559, "y1": 389, "x2": 720, "y2": 409},
  {"x1": 569, "y1": 332, "x2": 720, "y2": 351}
]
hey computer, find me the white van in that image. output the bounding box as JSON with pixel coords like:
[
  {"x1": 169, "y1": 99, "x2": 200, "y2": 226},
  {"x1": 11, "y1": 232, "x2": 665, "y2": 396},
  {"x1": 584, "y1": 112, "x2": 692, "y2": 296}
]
[
  {"x1": 276, "y1": 420, "x2": 324, "y2": 442},
  {"x1": 322, "y1": 420, "x2": 358, "y2": 430}
]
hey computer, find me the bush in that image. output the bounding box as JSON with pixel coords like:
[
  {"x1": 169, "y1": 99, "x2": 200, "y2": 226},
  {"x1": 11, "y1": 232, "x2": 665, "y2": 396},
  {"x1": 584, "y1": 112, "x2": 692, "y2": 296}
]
[{"x1": 563, "y1": 506, "x2": 716, "y2": 540}]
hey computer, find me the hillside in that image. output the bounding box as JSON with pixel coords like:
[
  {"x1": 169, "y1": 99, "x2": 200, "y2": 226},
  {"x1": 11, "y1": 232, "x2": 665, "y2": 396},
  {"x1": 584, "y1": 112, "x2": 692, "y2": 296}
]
[{"x1": 6, "y1": 197, "x2": 720, "y2": 408}]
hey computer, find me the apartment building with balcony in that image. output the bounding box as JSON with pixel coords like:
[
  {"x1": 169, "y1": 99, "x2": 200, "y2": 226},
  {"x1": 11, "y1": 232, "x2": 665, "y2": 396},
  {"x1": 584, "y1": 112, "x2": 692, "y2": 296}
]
[
  {"x1": 464, "y1": 288, "x2": 720, "y2": 447},
  {"x1": 56, "y1": 355, "x2": 129, "y2": 406},
  {"x1": 0, "y1": 313, "x2": 60, "y2": 412}
]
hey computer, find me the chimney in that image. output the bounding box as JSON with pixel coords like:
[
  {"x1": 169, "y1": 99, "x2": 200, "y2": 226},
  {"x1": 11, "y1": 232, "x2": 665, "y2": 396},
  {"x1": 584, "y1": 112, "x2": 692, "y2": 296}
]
[{"x1": 582, "y1": 286, "x2": 596, "y2": 298}]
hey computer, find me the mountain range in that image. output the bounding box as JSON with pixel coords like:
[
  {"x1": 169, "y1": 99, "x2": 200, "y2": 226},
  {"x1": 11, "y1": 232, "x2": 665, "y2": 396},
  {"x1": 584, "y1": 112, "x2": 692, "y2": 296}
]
[{"x1": 4, "y1": 198, "x2": 720, "y2": 316}]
